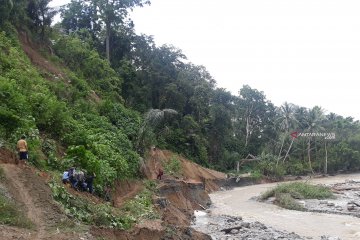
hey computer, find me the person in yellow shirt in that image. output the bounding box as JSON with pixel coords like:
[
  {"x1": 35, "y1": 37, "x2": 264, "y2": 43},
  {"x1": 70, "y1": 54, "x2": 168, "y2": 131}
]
[{"x1": 16, "y1": 135, "x2": 28, "y2": 165}]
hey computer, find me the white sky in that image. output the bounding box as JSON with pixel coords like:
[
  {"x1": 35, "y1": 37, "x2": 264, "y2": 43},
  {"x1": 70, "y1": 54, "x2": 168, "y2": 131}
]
[{"x1": 51, "y1": 0, "x2": 360, "y2": 120}]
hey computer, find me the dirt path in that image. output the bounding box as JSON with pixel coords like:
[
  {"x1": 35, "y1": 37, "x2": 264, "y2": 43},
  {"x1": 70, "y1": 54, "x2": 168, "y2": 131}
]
[
  {"x1": 0, "y1": 164, "x2": 74, "y2": 240},
  {"x1": 2, "y1": 164, "x2": 48, "y2": 239}
]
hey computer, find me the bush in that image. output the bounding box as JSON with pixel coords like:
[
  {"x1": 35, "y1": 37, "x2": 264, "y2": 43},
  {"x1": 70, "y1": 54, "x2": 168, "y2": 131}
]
[
  {"x1": 256, "y1": 156, "x2": 286, "y2": 180},
  {"x1": 275, "y1": 192, "x2": 304, "y2": 211}
]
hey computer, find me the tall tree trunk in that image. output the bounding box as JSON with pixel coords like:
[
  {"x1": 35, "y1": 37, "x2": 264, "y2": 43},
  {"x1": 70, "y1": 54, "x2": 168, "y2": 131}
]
[
  {"x1": 245, "y1": 117, "x2": 250, "y2": 147},
  {"x1": 324, "y1": 141, "x2": 328, "y2": 174},
  {"x1": 41, "y1": 11, "x2": 45, "y2": 40},
  {"x1": 307, "y1": 138, "x2": 314, "y2": 174},
  {"x1": 236, "y1": 160, "x2": 240, "y2": 173},
  {"x1": 106, "y1": 22, "x2": 110, "y2": 62},
  {"x1": 283, "y1": 136, "x2": 295, "y2": 163},
  {"x1": 277, "y1": 134, "x2": 285, "y2": 165}
]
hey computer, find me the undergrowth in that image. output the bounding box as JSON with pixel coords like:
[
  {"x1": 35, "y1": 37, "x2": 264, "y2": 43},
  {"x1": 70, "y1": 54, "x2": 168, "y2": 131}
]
[
  {"x1": 49, "y1": 178, "x2": 158, "y2": 230},
  {"x1": 164, "y1": 155, "x2": 181, "y2": 176}
]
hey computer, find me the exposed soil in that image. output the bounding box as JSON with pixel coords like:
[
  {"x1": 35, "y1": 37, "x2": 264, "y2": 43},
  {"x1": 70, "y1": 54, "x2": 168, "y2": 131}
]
[
  {"x1": 92, "y1": 148, "x2": 225, "y2": 239},
  {"x1": 0, "y1": 147, "x2": 17, "y2": 164},
  {"x1": 18, "y1": 31, "x2": 65, "y2": 80},
  {"x1": 142, "y1": 148, "x2": 227, "y2": 191},
  {"x1": 113, "y1": 179, "x2": 144, "y2": 208}
]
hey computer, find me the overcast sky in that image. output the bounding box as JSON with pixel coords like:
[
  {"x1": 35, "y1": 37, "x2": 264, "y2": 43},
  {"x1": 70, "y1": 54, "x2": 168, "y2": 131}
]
[{"x1": 51, "y1": 0, "x2": 360, "y2": 120}]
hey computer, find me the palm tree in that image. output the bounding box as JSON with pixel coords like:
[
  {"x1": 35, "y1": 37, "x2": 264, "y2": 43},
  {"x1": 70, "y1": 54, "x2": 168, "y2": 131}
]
[
  {"x1": 304, "y1": 106, "x2": 325, "y2": 174},
  {"x1": 136, "y1": 108, "x2": 178, "y2": 154},
  {"x1": 275, "y1": 102, "x2": 298, "y2": 164}
]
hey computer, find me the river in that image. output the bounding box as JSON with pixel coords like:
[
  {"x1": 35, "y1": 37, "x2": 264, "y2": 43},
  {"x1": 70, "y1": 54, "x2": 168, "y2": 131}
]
[{"x1": 195, "y1": 173, "x2": 360, "y2": 240}]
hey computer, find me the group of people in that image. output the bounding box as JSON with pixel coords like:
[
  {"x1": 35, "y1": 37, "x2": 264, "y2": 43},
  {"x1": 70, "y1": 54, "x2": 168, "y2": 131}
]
[
  {"x1": 16, "y1": 136, "x2": 96, "y2": 194},
  {"x1": 62, "y1": 167, "x2": 96, "y2": 193}
]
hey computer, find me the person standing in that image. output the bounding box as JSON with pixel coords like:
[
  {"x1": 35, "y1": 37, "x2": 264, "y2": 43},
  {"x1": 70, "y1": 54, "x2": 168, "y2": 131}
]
[
  {"x1": 16, "y1": 135, "x2": 28, "y2": 166},
  {"x1": 85, "y1": 172, "x2": 96, "y2": 193}
]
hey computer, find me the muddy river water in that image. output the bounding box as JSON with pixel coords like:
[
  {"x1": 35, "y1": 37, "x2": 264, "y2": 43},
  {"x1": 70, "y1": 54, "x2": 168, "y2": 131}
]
[{"x1": 196, "y1": 173, "x2": 360, "y2": 240}]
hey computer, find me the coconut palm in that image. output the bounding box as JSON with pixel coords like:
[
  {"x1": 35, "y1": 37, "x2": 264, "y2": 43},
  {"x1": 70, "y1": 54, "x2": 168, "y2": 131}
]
[
  {"x1": 136, "y1": 108, "x2": 178, "y2": 154},
  {"x1": 275, "y1": 102, "x2": 299, "y2": 164},
  {"x1": 303, "y1": 106, "x2": 325, "y2": 173}
]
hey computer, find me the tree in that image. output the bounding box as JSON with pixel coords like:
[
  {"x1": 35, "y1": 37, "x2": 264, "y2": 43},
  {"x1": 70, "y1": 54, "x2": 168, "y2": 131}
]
[
  {"x1": 96, "y1": 0, "x2": 150, "y2": 62},
  {"x1": 27, "y1": 0, "x2": 57, "y2": 39},
  {"x1": 60, "y1": 0, "x2": 101, "y2": 38},
  {"x1": 304, "y1": 106, "x2": 325, "y2": 173},
  {"x1": 235, "y1": 85, "x2": 273, "y2": 150},
  {"x1": 136, "y1": 108, "x2": 177, "y2": 154},
  {"x1": 0, "y1": 0, "x2": 13, "y2": 23},
  {"x1": 207, "y1": 88, "x2": 234, "y2": 164},
  {"x1": 276, "y1": 102, "x2": 298, "y2": 163}
]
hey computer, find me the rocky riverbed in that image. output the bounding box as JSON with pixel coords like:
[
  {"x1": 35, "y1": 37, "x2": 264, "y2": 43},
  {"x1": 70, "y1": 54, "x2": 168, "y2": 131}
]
[
  {"x1": 192, "y1": 212, "x2": 341, "y2": 240},
  {"x1": 299, "y1": 180, "x2": 360, "y2": 218}
]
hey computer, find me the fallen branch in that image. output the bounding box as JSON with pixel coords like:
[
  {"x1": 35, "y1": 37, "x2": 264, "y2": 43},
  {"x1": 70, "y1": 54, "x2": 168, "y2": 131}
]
[{"x1": 349, "y1": 201, "x2": 360, "y2": 207}]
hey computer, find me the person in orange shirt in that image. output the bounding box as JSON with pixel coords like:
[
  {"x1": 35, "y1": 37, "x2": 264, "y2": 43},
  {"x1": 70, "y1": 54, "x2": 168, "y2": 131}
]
[{"x1": 16, "y1": 135, "x2": 28, "y2": 165}]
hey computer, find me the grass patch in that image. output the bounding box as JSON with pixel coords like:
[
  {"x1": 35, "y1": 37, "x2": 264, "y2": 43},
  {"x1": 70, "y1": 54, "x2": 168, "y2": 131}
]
[
  {"x1": 261, "y1": 182, "x2": 334, "y2": 210},
  {"x1": 164, "y1": 155, "x2": 181, "y2": 177},
  {"x1": 0, "y1": 194, "x2": 33, "y2": 228}
]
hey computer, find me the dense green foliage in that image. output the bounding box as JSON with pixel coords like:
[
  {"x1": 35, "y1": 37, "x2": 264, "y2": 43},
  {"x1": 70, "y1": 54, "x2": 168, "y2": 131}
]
[
  {"x1": 261, "y1": 182, "x2": 334, "y2": 210},
  {"x1": 0, "y1": 29, "x2": 140, "y2": 188},
  {"x1": 1, "y1": 0, "x2": 360, "y2": 190}
]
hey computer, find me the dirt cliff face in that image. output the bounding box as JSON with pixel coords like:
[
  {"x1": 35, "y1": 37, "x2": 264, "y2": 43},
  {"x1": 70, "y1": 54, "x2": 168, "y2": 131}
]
[
  {"x1": 96, "y1": 149, "x2": 224, "y2": 240},
  {"x1": 157, "y1": 179, "x2": 210, "y2": 226},
  {"x1": 92, "y1": 178, "x2": 213, "y2": 240}
]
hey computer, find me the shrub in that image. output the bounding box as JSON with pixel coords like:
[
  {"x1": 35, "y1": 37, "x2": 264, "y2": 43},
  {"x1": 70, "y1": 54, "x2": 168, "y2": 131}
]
[{"x1": 164, "y1": 155, "x2": 181, "y2": 176}]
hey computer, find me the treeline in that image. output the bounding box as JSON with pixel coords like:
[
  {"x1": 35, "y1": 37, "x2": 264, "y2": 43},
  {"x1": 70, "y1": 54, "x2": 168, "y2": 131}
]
[{"x1": 1, "y1": 0, "x2": 360, "y2": 186}]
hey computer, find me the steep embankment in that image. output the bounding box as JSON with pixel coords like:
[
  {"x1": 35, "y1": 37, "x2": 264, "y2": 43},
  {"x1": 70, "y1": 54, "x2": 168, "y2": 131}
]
[
  {"x1": 90, "y1": 148, "x2": 227, "y2": 240},
  {"x1": 142, "y1": 149, "x2": 226, "y2": 237}
]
